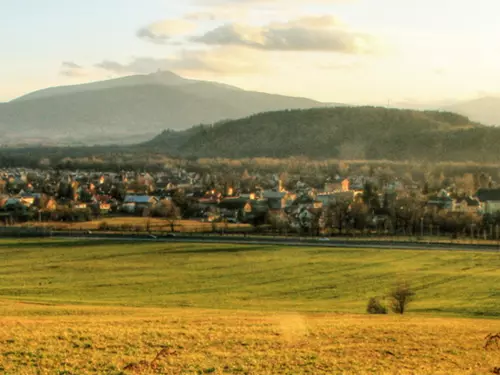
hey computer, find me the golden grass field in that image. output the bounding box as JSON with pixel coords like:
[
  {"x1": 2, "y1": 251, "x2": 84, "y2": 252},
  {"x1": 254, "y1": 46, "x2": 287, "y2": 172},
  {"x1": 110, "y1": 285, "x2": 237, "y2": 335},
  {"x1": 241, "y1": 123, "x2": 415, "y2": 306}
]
[
  {"x1": 1, "y1": 240, "x2": 500, "y2": 374},
  {"x1": 1, "y1": 301, "x2": 499, "y2": 375},
  {"x1": 17, "y1": 217, "x2": 251, "y2": 232}
]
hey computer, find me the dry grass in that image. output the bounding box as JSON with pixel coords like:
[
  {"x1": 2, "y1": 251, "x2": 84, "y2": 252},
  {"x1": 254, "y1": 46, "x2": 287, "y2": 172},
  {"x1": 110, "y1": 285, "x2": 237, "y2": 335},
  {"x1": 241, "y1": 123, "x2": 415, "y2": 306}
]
[
  {"x1": 1, "y1": 301, "x2": 499, "y2": 375},
  {"x1": 17, "y1": 217, "x2": 251, "y2": 232},
  {"x1": 485, "y1": 333, "x2": 500, "y2": 350}
]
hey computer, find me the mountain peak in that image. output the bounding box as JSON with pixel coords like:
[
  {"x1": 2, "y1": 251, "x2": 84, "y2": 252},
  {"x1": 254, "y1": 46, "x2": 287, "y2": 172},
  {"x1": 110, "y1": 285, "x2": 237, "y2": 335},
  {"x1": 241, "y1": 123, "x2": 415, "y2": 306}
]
[
  {"x1": 147, "y1": 70, "x2": 189, "y2": 86},
  {"x1": 149, "y1": 70, "x2": 180, "y2": 78}
]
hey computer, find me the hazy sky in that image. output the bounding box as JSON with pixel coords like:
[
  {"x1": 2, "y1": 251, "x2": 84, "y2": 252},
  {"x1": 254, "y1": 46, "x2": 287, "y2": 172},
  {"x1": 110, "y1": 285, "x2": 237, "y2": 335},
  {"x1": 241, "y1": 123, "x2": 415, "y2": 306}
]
[{"x1": 2, "y1": 0, "x2": 499, "y2": 104}]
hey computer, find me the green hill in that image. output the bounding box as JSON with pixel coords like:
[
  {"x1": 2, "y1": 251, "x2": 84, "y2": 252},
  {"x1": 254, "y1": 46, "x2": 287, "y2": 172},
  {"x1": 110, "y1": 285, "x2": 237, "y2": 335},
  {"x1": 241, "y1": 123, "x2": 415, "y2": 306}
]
[
  {"x1": 1, "y1": 239, "x2": 499, "y2": 316},
  {"x1": 146, "y1": 106, "x2": 498, "y2": 162}
]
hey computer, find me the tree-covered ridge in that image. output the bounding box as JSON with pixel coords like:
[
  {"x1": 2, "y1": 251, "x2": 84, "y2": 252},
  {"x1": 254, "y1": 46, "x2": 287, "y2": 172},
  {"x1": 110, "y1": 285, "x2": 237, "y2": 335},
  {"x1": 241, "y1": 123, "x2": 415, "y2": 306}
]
[{"x1": 148, "y1": 106, "x2": 492, "y2": 161}]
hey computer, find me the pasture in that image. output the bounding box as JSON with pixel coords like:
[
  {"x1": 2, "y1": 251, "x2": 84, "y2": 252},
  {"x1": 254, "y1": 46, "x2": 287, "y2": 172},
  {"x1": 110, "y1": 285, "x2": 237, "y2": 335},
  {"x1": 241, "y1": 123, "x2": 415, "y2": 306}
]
[
  {"x1": 0, "y1": 240, "x2": 499, "y2": 316},
  {"x1": 1, "y1": 240, "x2": 499, "y2": 374}
]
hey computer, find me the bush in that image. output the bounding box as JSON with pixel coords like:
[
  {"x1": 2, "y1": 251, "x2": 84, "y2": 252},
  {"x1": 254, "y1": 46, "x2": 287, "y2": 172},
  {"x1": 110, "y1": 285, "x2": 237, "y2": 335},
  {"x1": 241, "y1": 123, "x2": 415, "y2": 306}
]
[
  {"x1": 120, "y1": 224, "x2": 133, "y2": 232},
  {"x1": 389, "y1": 282, "x2": 415, "y2": 315},
  {"x1": 98, "y1": 221, "x2": 110, "y2": 231},
  {"x1": 366, "y1": 297, "x2": 388, "y2": 314}
]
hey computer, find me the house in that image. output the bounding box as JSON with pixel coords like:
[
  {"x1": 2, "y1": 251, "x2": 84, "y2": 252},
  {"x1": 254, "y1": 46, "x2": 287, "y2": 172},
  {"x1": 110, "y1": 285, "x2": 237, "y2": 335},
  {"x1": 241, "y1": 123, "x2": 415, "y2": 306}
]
[
  {"x1": 453, "y1": 196, "x2": 482, "y2": 214},
  {"x1": 122, "y1": 195, "x2": 159, "y2": 214},
  {"x1": 348, "y1": 176, "x2": 366, "y2": 191},
  {"x1": 218, "y1": 196, "x2": 249, "y2": 221},
  {"x1": 316, "y1": 193, "x2": 337, "y2": 207},
  {"x1": 19, "y1": 192, "x2": 41, "y2": 208},
  {"x1": 98, "y1": 203, "x2": 111, "y2": 214},
  {"x1": 324, "y1": 177, "x2": 350, "y2": 193},
  {"x1": 426, "y1": 190, "x2": 454, "y2": 211},
  {"x1": 240, "y1": 193, "x2": 256, "y2": 200},
  {"x1": 43, "y1": 198, "x2": 57, "y2": 212},
  {"x1": 262, "y1": 190, "x2": 296, "y2": 212},
  {"x1": 242, "y1": 199, "x2": 269, "y2": 225},
  {"x1": 475, "y1": 188, "x2": 500, "y2": 214},
  {"x1": 197, "y1": 190, "x2": 222, "y2": 208},
  {"x1": 3, "y1": 197, "x2": 24, "y2": 210}
]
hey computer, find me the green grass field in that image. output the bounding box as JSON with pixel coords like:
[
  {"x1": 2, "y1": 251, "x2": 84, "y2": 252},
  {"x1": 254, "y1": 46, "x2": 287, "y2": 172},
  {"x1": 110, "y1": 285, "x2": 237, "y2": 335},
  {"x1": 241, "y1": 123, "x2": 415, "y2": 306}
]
[
  {"x1": 1, "y1": 239, "x2": 499, "y2": 317},
  {"x1": 2, "y1": 240, "x2": 500, "y2": 374}
]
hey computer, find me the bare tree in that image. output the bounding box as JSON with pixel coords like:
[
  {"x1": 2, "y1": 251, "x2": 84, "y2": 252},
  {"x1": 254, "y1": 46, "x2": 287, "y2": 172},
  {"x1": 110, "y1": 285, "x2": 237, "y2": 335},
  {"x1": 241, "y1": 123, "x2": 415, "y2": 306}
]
[
  {"x1": 389, "y1": 282, "x2": 415, "y2": 315},
  {"x1": 155, "y1": 200, "x2": 180, "y2": 232}
]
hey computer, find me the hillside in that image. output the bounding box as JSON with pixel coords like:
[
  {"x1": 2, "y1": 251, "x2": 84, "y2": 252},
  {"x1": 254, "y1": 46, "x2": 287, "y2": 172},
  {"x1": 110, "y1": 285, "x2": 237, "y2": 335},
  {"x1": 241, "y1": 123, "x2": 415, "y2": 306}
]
[
  {"x1": 146, "y1": 106, "x2": 499, "y2": 162},
  {"x1": 1, "y1": 239, "x2": 499, "y2": 315},
  {"x1": 446, "y1": 96, "x2": 500, "y2": 126},
  {"x1": 12, "y1": 70, "x2": 194, "y2": 102},
  {"x1": 2, "y1": 239, "x2": 500, "y2": 374},
  {"x1": 0, "y1": 71, "x2": 324, "y2": 145}
]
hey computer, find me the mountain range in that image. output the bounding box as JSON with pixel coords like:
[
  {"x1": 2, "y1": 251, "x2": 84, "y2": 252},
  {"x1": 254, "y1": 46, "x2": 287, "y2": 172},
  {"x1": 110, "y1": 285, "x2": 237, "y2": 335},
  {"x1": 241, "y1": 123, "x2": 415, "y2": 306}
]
[
  {"x1": 1, "y1": 71, "x2": 500, "y2": 149},
  {"x1": 0, "y1": 71, "x2": 325, "y2": 145},
  {"x1": 3, "y1": 106, "x2": 500, "y2": 164}
]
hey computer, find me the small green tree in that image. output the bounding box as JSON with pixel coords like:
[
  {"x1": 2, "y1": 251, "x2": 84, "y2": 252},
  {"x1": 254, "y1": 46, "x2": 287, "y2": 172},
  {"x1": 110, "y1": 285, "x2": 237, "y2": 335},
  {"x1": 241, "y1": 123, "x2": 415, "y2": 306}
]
[
  {"x1": 389, "y1": 282, "x2": 415, "y2": 315},
  {"x1": 366, "y1": 297, "x2": 388, "y2": 315}
]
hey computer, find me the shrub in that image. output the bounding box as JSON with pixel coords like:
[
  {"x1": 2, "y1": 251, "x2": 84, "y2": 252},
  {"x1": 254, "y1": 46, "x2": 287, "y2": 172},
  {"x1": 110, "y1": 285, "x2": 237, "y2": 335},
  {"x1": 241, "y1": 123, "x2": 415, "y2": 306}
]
[
  {"x1": 98, "y1": 221, "x2": 109, "y2": 231},
  {"x1": 120, "y1": 224, "x2": 133, "y2": 232},
  {"x1": 389, "y1": 282, "x2": 415, "y2": 315},
  {"x1": 366, "y1": 297, "x2": 388, "y2": 314}
]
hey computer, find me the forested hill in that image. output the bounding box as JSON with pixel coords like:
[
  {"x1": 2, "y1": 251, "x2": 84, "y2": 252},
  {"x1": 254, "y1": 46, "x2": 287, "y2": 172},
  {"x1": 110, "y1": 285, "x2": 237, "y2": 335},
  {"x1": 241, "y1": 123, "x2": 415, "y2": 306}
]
[{"x1": 146, "y1": 106, "x2": 499, "y2": 162}]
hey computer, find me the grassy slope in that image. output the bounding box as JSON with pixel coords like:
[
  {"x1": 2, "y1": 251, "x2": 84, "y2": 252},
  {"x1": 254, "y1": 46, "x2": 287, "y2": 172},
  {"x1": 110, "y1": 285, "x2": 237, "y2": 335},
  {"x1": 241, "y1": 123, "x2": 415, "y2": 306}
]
[{"x1": 0, "y1": 240, "x2": 499, "y2": 317}]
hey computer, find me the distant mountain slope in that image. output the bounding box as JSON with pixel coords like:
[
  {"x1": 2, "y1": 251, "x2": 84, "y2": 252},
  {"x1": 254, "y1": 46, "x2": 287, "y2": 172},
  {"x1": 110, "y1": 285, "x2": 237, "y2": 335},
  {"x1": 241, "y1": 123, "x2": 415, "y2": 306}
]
[
  {"x1": 0, "y1": 84, "x2": 245, "y2": 143},
  {"x1": 12, "y1": 71, "x2": 194, "y2": 102},
  {"x1": 446, "y1": 96, "x2": 500, "y2": 126},
  {"x1": 146, "y1": 107, "x2": 499, "y2": 162},
  {"x1": 0, "y1": 71, "x2": 324, "y2": 145}
]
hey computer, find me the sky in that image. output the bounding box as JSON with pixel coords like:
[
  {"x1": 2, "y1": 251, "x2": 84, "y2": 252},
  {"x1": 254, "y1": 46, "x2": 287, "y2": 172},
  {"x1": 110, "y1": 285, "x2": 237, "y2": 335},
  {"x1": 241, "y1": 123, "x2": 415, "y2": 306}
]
[{"x1": 1, "y1": 0, "x2": 500, "y2": 104}]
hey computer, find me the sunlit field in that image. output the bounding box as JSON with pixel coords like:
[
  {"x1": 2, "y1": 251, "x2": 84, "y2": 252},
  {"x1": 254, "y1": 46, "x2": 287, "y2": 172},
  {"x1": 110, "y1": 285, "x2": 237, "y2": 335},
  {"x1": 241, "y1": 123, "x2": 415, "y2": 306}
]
[
  {"x1": 1, "y1": 240, "x2": 499, "y2": 374},
  {"x1": 16, "y1": 217, "x2": 251, "y2": 232},
  {"x1": 2, "y1": 303, "x2": 500, "y2": 374}
]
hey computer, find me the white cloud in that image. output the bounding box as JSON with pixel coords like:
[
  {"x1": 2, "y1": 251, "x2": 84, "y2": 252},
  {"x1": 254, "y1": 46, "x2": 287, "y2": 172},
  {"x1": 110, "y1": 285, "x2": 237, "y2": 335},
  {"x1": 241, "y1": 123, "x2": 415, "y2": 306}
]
[
  {"x1": 60, "y1": 61, "x2": 87, "y2": 77},
  {"x1": 184, "y1": 11, "x2": 218, "y2": 21},
  {"x1": 192, "y1": 16, "x2": 377, "y2": 53},
  {"x1": 137, "y1": 19, "x2": 197, "y2": 44},
  {"x1": 95, "y1": 47, "x2": 268, "y2": 76}
]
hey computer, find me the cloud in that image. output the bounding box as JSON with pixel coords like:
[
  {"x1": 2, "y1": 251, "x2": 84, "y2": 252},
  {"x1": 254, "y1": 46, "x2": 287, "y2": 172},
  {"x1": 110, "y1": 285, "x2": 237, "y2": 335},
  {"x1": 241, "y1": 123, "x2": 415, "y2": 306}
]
[
  {"x1": 190, "y1": 0, "x2": 351, "y2": 22},
  {"x1": 317, "y1": 60, "x2": 362, "y2": 70},
  {"x1": 95, "y1": 47, "x2": 268, "y2": 76},
  {"x1": 272, "y1": 15, "x2": 342, "y2": 29},
  {"x1": 137, "y1": 19, "x2": 197, "y2": 44},
  {"x1": 60, "y1": 61, "x2": 87, "y2": 77},
  {"x1": 62, "y1": 61, "x2": 82, "y2": 69},
  {"x1": 192, "y1": 16, "x2": 376, "y2": 53},
  {"x1": 184, "y1": 12, "x2": 218, "y2": 21}
]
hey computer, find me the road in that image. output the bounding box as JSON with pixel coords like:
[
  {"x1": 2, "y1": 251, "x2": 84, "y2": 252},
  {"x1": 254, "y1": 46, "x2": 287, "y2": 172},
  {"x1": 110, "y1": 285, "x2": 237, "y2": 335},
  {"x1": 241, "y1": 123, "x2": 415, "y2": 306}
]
[{"x1": 35, "y1": 231, "x2": 500, "y2": 252}]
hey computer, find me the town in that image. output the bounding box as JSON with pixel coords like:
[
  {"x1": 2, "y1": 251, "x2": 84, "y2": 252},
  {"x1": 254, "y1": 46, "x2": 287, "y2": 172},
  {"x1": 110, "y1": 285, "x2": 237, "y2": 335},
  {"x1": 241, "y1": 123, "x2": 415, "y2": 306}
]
[{"x1": 2, "y1": 162, "x2": 500, "y2": 239}]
